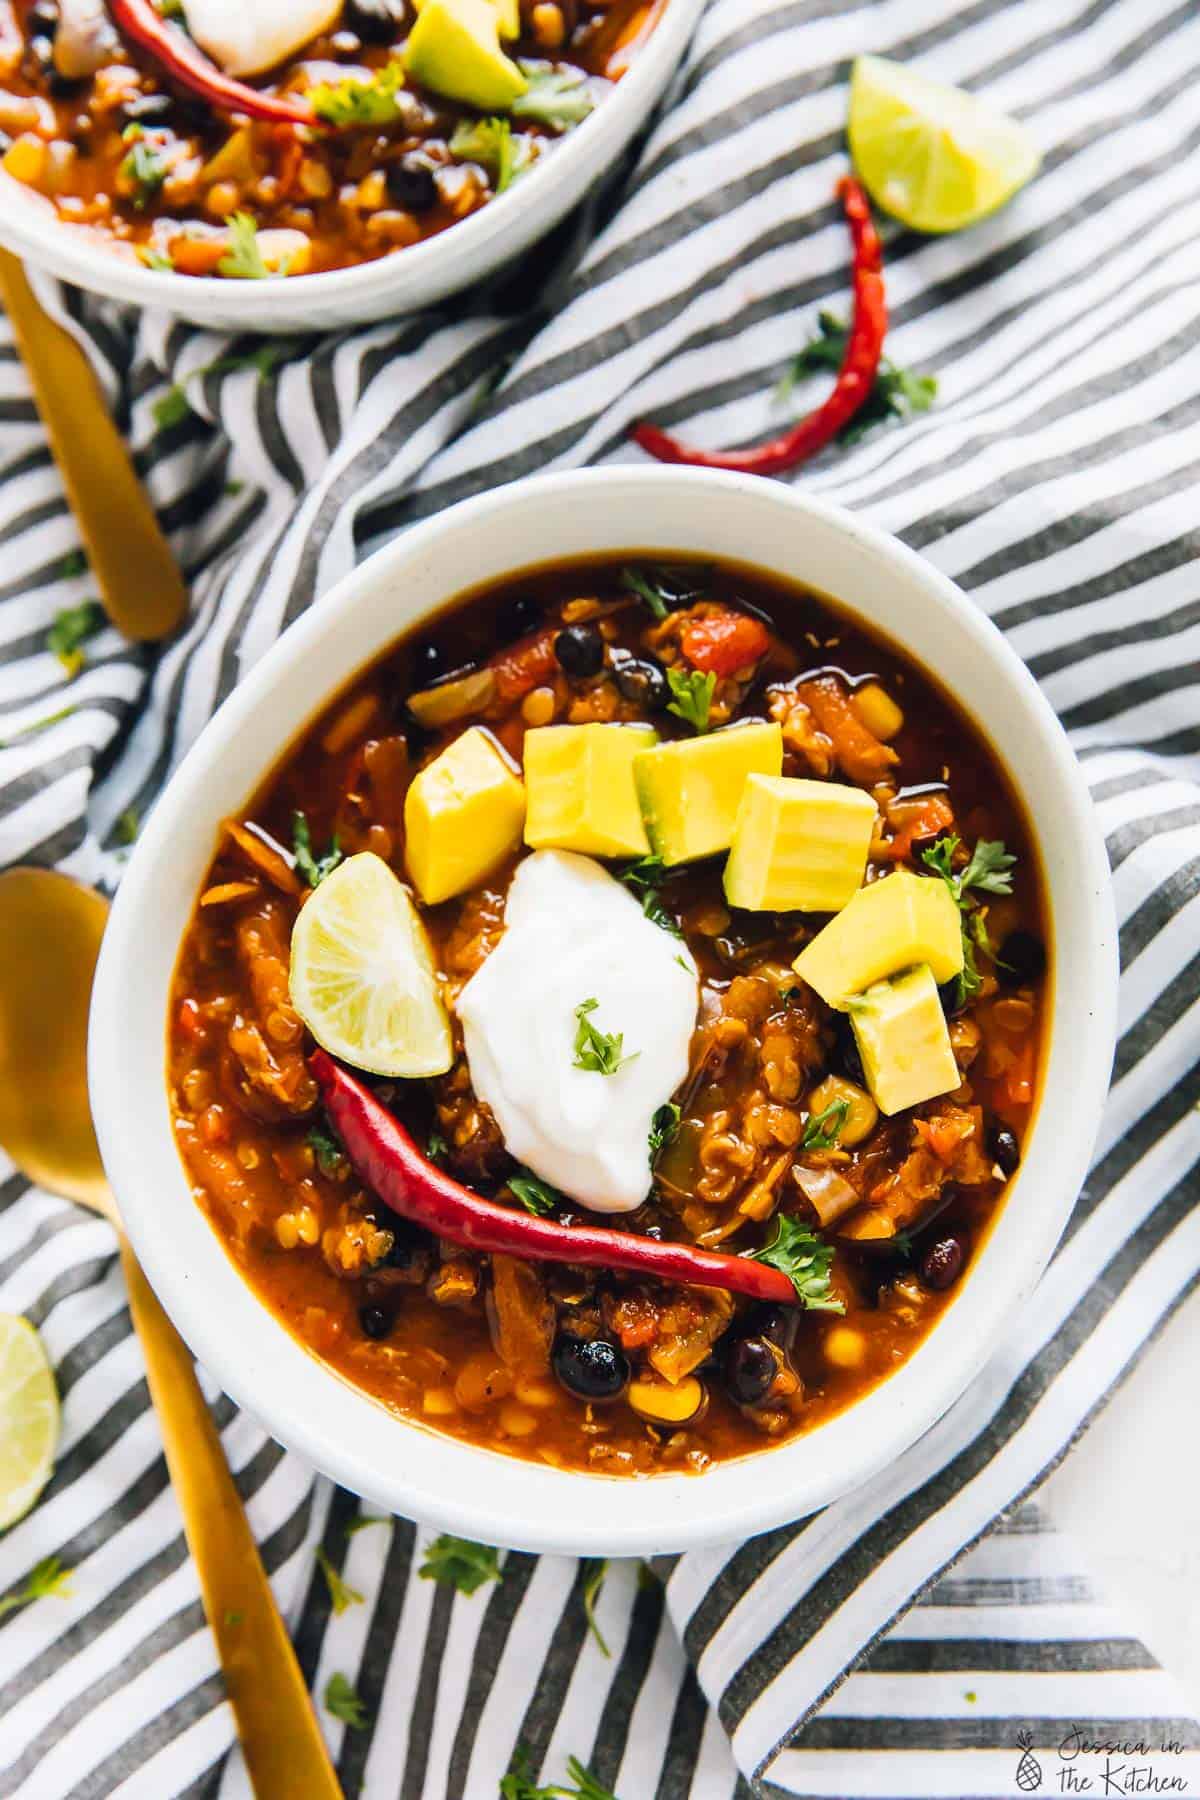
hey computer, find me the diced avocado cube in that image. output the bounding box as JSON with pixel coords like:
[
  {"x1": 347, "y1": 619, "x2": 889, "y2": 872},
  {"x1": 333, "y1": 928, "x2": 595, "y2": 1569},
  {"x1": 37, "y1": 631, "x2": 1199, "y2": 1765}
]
[
  {"x1": 412, "y1": 0, "x2": 519, "y2": 36},
  {"x1": 723, "y1": 775, "x2": 877, "y2": 913},
  {"x1": 523, "y1": 722, "x2": 658, "y2": 859},
  {"x1": 404, "y1": 726, "x2": 525, "y2": 905},
  {"x1": 792, "y1": 867, "x2": 962, "y2": 1007},
  {"x1": 847, "y1": 964, "x2": 960, "y2": 1115},
  {"x1": 633, "y1": 722, "x2": 782, "y2": 866},
  {"x1": 404, "y1": 0, "x2": 528, "y2": 111}
]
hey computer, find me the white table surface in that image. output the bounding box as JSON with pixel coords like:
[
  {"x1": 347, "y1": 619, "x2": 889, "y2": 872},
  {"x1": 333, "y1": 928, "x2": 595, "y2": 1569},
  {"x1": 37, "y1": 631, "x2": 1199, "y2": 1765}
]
[{"x1": 1040, "y1": 1277, "x2": 1200, "y2": 1715}]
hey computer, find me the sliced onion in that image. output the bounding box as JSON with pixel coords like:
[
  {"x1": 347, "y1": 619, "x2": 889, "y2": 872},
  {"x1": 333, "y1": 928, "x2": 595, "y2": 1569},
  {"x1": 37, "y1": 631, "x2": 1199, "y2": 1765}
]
[
  {"x1": 407, "y1": 666, "x2": 496, "y2": 729},
  {"x1": 793, "y1": 1163, "x2": 860, "y2": 1227},
  {"x1": 54, "y1": 0, "x2": 119, "y2": 79}
]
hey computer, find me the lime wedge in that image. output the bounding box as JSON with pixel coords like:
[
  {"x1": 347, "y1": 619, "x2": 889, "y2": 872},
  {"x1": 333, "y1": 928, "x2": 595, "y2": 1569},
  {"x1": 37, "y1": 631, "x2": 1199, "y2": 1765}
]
[
  {"x1": 849, "y1": 54, "x2": 1040, "y2": 234},
  {"x1": 0, "y1": 1315, "x2": 60, "y2": 1530},
  {"x1": 290, "y1": 852, "x2": 453, "y2": 1078}
]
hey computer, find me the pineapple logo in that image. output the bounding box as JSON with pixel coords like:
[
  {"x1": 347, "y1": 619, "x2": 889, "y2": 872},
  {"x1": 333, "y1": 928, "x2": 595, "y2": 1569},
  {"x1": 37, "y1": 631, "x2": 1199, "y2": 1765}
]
[{"x1": 1014, "y1": 1731, "x2": 1043, "y2": 1792}]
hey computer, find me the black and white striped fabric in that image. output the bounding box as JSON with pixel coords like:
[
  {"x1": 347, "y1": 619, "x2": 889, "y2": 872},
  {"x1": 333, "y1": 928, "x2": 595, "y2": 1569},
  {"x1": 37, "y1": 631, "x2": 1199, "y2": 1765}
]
[{"x1": 2, "y1": 0, "x2": 1200, "y2": 1793}]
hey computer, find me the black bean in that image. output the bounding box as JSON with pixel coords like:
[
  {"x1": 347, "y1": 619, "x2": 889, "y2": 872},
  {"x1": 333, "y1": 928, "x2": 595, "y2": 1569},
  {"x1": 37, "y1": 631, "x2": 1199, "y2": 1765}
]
[
  {"x1": 553, "y1": 623, "x2": 604, "y2": 678},
  {"x1": 920, "y1": 1235, "x2": 966, "y2": 1290},
  {"x1": 725, "y1": 1335, "x2": 777, "y2": 1407},
  {"x1": 500, "y1": 593, "x2": 542, "y2": 638},
  {"x1": 346, "y1": 0, "x2": 406, "y2": 38},
  {"x1": 833, "y1": 1013, "x2": 865, "y2": 1085},
  {"x1": 27, "y1": 1, "x2": 59, "y2": 34},
  {"x1": 989, "y1": 1123, "x2": 1020, "y2": 1177},
  {"x1": 938, "y1": 977, "x2": 966, "y2": 1018},
  {"x1": 746, "y1": 1303, "x2": 799, "y2": 1352},
  {"x1": 386, "y1": 156, "x2": 439, "y2": 215},
  {"x1": 613, "y1": 656, "x2": 668, "y2": 709},
  {"x1": 552, "y1": 1333, "x2": 629, "y2": 1401},
  {"x1": 410, "y1": 640, "x2": 445, "y2": 684},
  {"x1": 998, "y1": 929, "x2": 1046, "y2": 988},
  {"x1": 359, "y1": 1303, "x2": 392, "y2": 1339}
]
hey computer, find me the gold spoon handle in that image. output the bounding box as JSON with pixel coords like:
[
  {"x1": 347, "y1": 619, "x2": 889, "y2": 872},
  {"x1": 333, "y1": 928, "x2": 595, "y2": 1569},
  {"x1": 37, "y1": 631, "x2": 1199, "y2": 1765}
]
[
  {"x1": 0, "y1": 249, "x2": 187, "y2": 643},
  {"x1": 119, "y1": 1237, "x2": 342, "y2": 1798}
]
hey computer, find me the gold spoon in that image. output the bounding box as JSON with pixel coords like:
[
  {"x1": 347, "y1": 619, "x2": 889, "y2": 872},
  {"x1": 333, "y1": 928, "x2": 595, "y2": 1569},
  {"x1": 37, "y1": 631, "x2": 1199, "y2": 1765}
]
[
  {"x1": 0, "y1": 250, "x2": 187, "y2": 642},
  {"x1": 0, "y1": 867, "x2": 341, "y2": 1800}
]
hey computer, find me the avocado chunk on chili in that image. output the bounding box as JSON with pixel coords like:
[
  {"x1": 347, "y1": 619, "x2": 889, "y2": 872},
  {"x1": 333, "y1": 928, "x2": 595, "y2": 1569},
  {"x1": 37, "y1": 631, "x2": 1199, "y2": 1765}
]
[
  {"x1": 846, "y1": 963, "x2": 960, "y2": 1115},
  {"x1": 404, "y1": 0, "x2": 528, "y2": 111},
  {"x1": 724, "y1": 774, "x2": 877, "y2": 913},
  {"x1": 632, "y1": 721, "x2": 782, "y2": 866},
  {"x1": 792, "y1": 867, "x2": 962, "y2": 1007}
]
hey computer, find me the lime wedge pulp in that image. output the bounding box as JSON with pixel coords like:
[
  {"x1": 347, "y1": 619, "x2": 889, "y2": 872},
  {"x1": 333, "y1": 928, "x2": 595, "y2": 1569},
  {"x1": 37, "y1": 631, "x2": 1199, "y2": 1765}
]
[
  {"x1": 849, "y1": 54, "x2": 1040, "y2": 234},
  {"x1": 0, "y1": 1315, "x2": 60, "y2": 1530},
  {"x1": 289, "y1": 852, "x2": 453, "y2": 1079}
]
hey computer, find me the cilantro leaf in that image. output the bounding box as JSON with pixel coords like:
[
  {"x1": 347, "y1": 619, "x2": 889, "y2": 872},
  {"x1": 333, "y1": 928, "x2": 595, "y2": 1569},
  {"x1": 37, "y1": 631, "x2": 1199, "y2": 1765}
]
[
  {"x1": 0, "y1": 705, "x2": 75, "y2": 748},
  {"x1": 115, "y1": 807, "x2": 140, "y2": 846},
  {"x1": 315, "y1": 1547, "x2": 364, "y2": 1616},
  {"x1": 119, "y1": 133, "x2": 168, "y2": 209},
  {"x1": 619, "y1": 563, "x2": 711, "y2": 620},
  {"x1": 618, "y1": 854, "x2": 682, "y2": 937},
  {"x1": 307, "y1": 1125, "x2": 345, "y2": 1176},
  {"x1": 800, "y1": 1096, "x2": 849, "y2": 1150},
  {"x1": 776, "y1": 310, "x2": 937, "y2": 446},
  {"x1": 665, "y1": 666, "x2": 715, "y2": 734},
  {"x1": 292, "y1": 811, "x2": 343, "y2": 887},
  {"x1": 508, "y1": 1168, "x2": 561, "y2": 1215},
  {"x1": 310, "y1": 59, "x2": 405, "y2": 126},
  {"x1": 218, "y1": 212, "x2": 271, "y2": 280},
  {"x1": 324, "y1": 1671, "x2": 369, "y2": 1729},
  {"x1": 572, "y1": 998, "x2": 637, "y2": 1076},
  {"x1": 152, "y1": 345, "x2": 282, "y2": 430},
  {"x1": 141, "y1": 247, "x2": 175, "y2": 272},
  {"x1": 60, "y1": 550, "x2": 86, "y2": 580},
  {"x1": 512, "y1": 62, "x2": 595, "y2": 131},
  {"x1": 748, "y1": 1215, "x2": 843, "y2": 1311},
  {"x1": 449, "y1": 117, "x2": 535, "y2": 193},
  {"x1": 581, "y1": 1557, "x2": 610, "y2": 1656},
  {"x1": 47, "y1": 600, "x2": 104, "y2": 677},
  {"x1": 418, "y1": 1533, "x2": 502, "y2": 1595},
  {"x1": 920, "y1": 833, "x2": 1017, "y2": 1007},
  {"x1": 959, "y1": 838, "x2": 1017, "y2": 896},
  {"x1": 648, "y1": 1101, "x2": 680, "y2": 1163},
  {"x1": 501, "y1": 1749, "x2": 619, "y2": 1800},
  {"x1": 0, "y1": 1556, "x2": 73, "y2": 1619},
  {"x1": 427, "y1": 1129, "x2": 449, "y2": 1163}
]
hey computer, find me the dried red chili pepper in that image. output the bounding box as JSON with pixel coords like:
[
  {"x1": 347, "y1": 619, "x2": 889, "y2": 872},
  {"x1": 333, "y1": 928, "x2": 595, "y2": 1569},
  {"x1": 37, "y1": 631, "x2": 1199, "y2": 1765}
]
[
  {"x1": 311, "y1": 1051, "x2": 797, "y2": 1304},
  {"x1": 110, "y1": 0, "x2": 317, "y2": 127},
  {"x1": 631, "y1": 177, "x2": 886, "y2": 476}
]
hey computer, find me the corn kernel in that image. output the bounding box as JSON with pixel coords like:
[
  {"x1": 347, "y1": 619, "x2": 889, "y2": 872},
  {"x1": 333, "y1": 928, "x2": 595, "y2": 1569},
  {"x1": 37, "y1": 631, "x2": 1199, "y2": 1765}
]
[
  {"x1": 851, "y1": 682, "x2": 904, "y2": 742},
  {"x1": 823, "y1": 1325, "x2": 867, "y2": 1369},
  {"x1": 513, "y1": 1377, "x2": 556, "y2": 1408},
  {"x1": 3, "y1": 134, "x2": 47, "y2": 187},
  {"x1": 275, "y1": 1214, "x2": 300, "y2": 1250},
  {"x1": 423, "y1": 1387, "x2": 458, "y2": 1415},
  {"x1": 498, "y1": 1402, "x2": 538, "y2": 1437},
  {"x1": 627, "y1": 1376, "x2": 704, "y2": 1425},
  {"x1": 521, "y1": 685, "x2": 557, "y2": 727}
]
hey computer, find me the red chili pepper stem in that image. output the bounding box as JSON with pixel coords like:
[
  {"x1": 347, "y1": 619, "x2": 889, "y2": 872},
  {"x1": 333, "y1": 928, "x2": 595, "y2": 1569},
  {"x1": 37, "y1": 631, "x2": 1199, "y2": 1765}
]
[
  {"x1": 110, "y1": 0, "x2": 316, "y2": 128},
  {"x1": 311, "y1": 1051, "x2": 797, "y2": 1305},
  {"x1": 631, "y1": 177, "x2": 887, "y2": 476}
]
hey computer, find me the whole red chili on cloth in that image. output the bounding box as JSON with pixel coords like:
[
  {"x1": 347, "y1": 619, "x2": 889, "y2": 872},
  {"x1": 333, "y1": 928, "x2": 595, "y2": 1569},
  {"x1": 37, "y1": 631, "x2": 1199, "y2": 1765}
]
[{"x1": 631, "y1": 176, "x2": 887, "y2": 475}]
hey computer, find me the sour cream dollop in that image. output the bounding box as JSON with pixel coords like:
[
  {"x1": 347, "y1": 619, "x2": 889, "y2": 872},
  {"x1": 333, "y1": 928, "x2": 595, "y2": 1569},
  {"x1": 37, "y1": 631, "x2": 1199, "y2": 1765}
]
[
  {"x1": 182, "y1": 0, "x2": 341, "y2": 76},
  {"x1": 456, "y1": 850, "x2": 698, "y2": 1214}
]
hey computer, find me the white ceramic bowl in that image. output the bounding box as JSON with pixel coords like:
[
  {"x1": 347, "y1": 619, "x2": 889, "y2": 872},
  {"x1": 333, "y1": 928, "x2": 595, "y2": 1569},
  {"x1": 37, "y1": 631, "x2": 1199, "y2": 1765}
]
[
  {"x1": 89, "y1": 468, "x2": 1117, "y2": 1555},
  {"x1": 0, "y1": 0, "x2": 702, "y2": 333}
]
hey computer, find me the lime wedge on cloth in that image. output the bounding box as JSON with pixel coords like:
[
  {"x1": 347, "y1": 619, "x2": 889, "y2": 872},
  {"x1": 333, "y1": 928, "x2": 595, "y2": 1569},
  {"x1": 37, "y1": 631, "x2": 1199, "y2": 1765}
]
[
  {"x1": 0, "y1": 1315, "x2": 60, "y2": 1529},
  {"x1": 849, "y1": 54, "x2": 1040, "y2": 233},
  {"x1": 290, "y1": 852, "x2": 453, "y2": 1078}
]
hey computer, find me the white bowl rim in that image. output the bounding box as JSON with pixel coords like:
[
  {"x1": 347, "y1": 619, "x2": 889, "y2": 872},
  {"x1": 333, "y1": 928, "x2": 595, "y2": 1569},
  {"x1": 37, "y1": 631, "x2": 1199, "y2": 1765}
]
[
  {"x1": 0, "y1": 0, "x2": 704, "y2": 327},
  {"x1": 89, "y1": 466, "x2": 1118, "y2": 1555}
]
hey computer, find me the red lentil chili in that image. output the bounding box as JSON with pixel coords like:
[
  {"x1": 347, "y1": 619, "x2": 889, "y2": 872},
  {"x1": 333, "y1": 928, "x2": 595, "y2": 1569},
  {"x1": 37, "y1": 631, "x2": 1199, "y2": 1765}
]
[
  {"x1": 168, "y1": 557, "x2": 1047, "y2": 1477},
  {"x1": 0, "y1": 0, "x2": 659, "y2": 276},
  {"x1": 632, "y1": 177, "x2": 888, "y2": 474}
]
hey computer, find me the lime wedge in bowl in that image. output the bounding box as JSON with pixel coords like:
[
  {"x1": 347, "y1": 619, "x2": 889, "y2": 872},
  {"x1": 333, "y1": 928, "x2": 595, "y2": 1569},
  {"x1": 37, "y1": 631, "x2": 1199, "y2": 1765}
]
[
  {"x1": 849, "y1": 54, "x2": 1040, "y2": 234},
  {"x1": 0, "y1": 1315, "x2": 60, "y2": 1530},
  {"x1": 290, "y1": 852, "x2": 453, "y2": 1078}
]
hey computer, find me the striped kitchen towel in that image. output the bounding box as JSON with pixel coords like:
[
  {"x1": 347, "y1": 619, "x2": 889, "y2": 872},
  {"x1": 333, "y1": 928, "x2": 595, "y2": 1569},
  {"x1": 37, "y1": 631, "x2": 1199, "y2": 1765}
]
[{"x1": 2, "y1": 0, "x2": 1200, "y2": 1794}]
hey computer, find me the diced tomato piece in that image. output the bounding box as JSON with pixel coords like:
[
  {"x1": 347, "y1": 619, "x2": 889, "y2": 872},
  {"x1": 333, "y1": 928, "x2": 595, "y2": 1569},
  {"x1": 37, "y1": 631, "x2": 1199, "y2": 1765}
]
[
  {"x1": 490, "y1": 629, "x2": 559, "y2": 701},
  {"x1": 885, "y1": 793, "x2": 956, "y2": 861},
  {"x1": 680, "y1": 611, "x2": 771, "y2": 677}
]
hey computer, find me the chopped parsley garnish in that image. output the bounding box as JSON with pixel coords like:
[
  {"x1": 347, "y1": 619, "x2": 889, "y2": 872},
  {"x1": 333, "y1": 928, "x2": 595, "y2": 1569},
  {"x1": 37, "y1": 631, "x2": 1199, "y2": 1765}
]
[
  {"x1": 777, "y1": 309, "x2": 937, "y2": 445},
  {"x1": 118, "y1": 131, "x2": 168, "y2": 209},
  {"x1": 418, "y1": 1533, "x2": 502, "y2": 1595},
  {"x1": 920, "y1": 833, "x2": 1016, "y2": 1005},
  {"x1": 315, "y1": 1547, "x2": 363, "y2": 1616},
  {"x1": 0, "y1": 1556, "x2": 72, "y2": 1618},
  {"x1": 512, "y1": 62, "x2": 595, "y2": 130},
  {"x1": 502, "y1": 1750, "x2": 619, "y2": 1800},
  {"x1": 648, "y1": 1101, "x2": 681, "y2": 1163},
  {"x1": 307, "y1": 1125, "x2": 345, "y2": 1176},
  {"x1": 142, "y1": 247, "x2": 175, "y2": 273},
  {"x1": 426, "y1": 1129, "x2": 449, "y2": 1164},
  {"x1": 619, "y1": 563, "x2": 711, "y2": 621},
  {"x1": 152, "y1": 345, "x2": 281, "y2": 430},
  {"x1": 449, "y1": 117, "x2": 535, "y2": 193},
  {"x1": 665, "y1": 665, "x2": 715, "y2": 734},
  {"x1": 324, "y1": 1671, "x2": 369, "y2": 1729},
  {"x1": 47, "y1": 600, "x2": 104, "y2": 677},
  {"x1": 581, "y1": 1557, "x2": 610, "y2": 1657},
  {"x1": 618, "y1": 854, "x2": 682, "y2": 936},
  {"x1": 292, "y1": 811, "x2": 343, "y2": 887},
  {"x1": 572, "y1": 998, "x2": 637, "y2": 1076},
  {"x1": 748, "y1": 1215, "x2": 843, "y2": 1311},
  {"x1": 310, "y1": 59, "x2": 405, "y2": 126},
  {"x1": 60, "y1": 550, "x2": 86, "y2": 580},
  {"x1": 508, "y1": 1168, "x2": 561, "y2": 1215},
  {"x1": 0, "y1": 705, "x2": 75, "y2": 748},
  {"x1": 800, "y1": 1096, "x2": 849, "y2": 1150},
  {"x1": 115, "y1": 807, "x2": 140, "y2": 846},
  {"x1": 218, "y1": 213, "x2": 272, "y2": 280}
]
